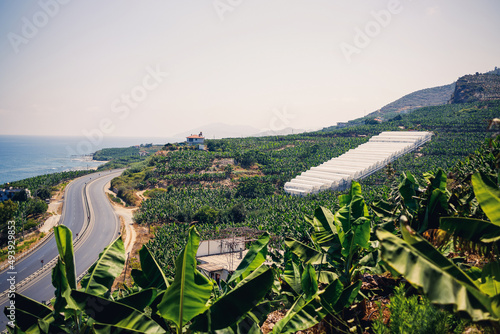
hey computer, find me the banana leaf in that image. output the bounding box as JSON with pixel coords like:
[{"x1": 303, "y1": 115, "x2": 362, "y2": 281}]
[
  {"x1": 306, "y1": 207, "x2": 338, "y2": 250},
  {"x1": 157, "y1": 226, "x2": 213, "y2": 330},
  {"x1": 301, "y1": 264, "x2": 318, "y2": 300},
  {"x1": 93, "y1": 325, "x2": 147, "y2": 334},
  {"x1": 377, "y1": 228, "x2": 499, "y2": 321},
  {"x1": 131, "y1": 245, "x2": 169, "y2": 290},
  {"x1": 284, "y1": 238, "x2": 326, "y2": 265},
  {"x1": 371, "y1": 200, "x2": 399, "y2": 231},
  {"x1": 272, "y1": 268, "x2": 322, "y2": 334},
  {"x1": 440, "y1": 217, "x2": 500, "y2": 244},
  {"x1": 5, "y1": 326, "x2": 27, "y2": 334},
  {"x1": 228, "y1": 232, "x2": 269, "y2": 284},
  {"x1": 334, "y1": 195, "x2": 370, "y2": 259},
  {"x1": 283, "y1": 258, "x2": 302, "y2": 295},
  {"x1": 190, "y1": 266, "x2": 274, "y2": 331},
  {"x1": 330, "y1": 281, "x2": 362, "y2": 314},
  {"x1": 71, "y1": 290, "x2": 165, "y2": 334},
  {"x1": 3, "y1": 293, "x2": 52, "y2": 333},
  {"x1": 419, "y1": 170, "x2": 449, "y2": 232},
  {"x1": 51, "y1": 260, "x2": 79, "y2": 314},
  {"x1": 475, "y1": 262, "x2": 500, "y2": 298},
  {"x1": 54, "y1": 225, "x2": 76, "y2": 289},
  {"x1": 117, "y1": 288, "x2": 158, "y2": 312},
  {"x1": 148, "y1": 292, "x2": 171, "y2": 331},
  {"x1": 272, "y1": 278, "x2": 344, "y2": 334},
  {"x1": 80, "y1": 237, "x2": 126, "y2": 295},
  {"x1": 398, "y1": 172, "x2": 419, "y2": 213},
  {"x1": 472, "y1": 172, "x2": 500, "y2": 225}
]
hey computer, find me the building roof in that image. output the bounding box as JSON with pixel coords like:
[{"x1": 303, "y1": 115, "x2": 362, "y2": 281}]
[
  {"x1": 187, "y1": 135, "x2": 204, "y2": 139},
  {"x1": 197, "y1": 249, "x2": 249, "y2": 273}
]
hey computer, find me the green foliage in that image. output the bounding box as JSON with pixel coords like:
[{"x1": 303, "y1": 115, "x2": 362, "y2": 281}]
[
  {"x1": 30, "y1": 198, "x2": 48, "y2": 215},
  {"x1": 80, "y1": 237, "x2": 126, "y2": 295},
  {"x1": 9, "y1": 222, "x2": 275, "y2": 333},
  {"x1": 12, "y1": 189, "x2": 29, "y2": 202},
  {"x1": 286, "y1": 182, "x2": 373, "y2": 285},
  {"x1": 36, "y1": 187, "x2": 51, "y2": 200},
  {"x1": 373, "y1": 284, "x2": 468, "y2": 334},
  {"x1": 372, "y1": 169, "x2": 453, "y2": 234},
  {"x1": 377, "y1": 226, "x2": 500, "y2": 322},
  {"x1": 193, "y1": 205, "x2": 219, "y2": 224},
  {"x1": 235, "y1": 177, "x2": 274, "y2": 198},
  {"x1": 93, "y1": 146, "x2": 142, "y2": 160},
  {"x1": 131, "y1": 245, "x2": 169, "y2": 290},
  {"x1": 0, "y1": 199, "x2": 17, "y2": 224},
  {"x1": 228, "y1": 232, "x2": 270, "y2": 284},
  {"x1": 157, "y1": 227, "x2": 213, "y2": 330},
  {"x1": 111, "y1": 162, "x2": 153, "y2": 205},
  {"x1": 11, "y1": 101, "x2": 500, "y2": 332},
  {"x1": 1, "y1": 170, "x2": 91, "y2": 194}
]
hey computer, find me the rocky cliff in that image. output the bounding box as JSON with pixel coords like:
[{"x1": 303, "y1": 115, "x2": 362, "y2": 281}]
[{"x1": 450, "y1": 73, "x2": 500, "y2": 104}]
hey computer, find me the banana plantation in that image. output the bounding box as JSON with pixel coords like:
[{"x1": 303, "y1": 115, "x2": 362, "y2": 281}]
[{"x1": 8, "y1": 101, "x2": 500, "y2": 333}]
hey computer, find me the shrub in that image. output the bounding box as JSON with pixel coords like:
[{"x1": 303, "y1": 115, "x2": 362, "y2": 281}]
[
  {"x1": 193, "y1": 205, "x2": 219, "y2": 224},
  {"x1": 373, "y1": 284, "x2": 469, "y2": 334}
]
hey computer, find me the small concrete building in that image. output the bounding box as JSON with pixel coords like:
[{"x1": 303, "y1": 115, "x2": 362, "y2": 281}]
[
  {"x1": 0, "y1": 188, "x2": 31, "y2": 202},
  {"x1": 186, "y1": 132, "x2": 205, "y2": 145},
  {"x1": 196, "y1": 237, "x2": 246, "y2": 283}
]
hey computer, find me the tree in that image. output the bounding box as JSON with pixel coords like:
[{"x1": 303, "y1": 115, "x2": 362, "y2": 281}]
[
  {"x1": 30, "y1": 198, "x2": 48, "y2": 215},
  {"x1": 193, "y1": 205, "x2": 219, "y2": 224},
  {"x1": 36, "y1": 187, "x2": 51, "y2": 200},
  {"x1": 12, "y1": 189, "x2": 29, "y2": 202},
  {"x1": 230, "y1": 203, "x2": 246, "y2": 223},
  {"x1": 0, "y1": 200, "x2": 18, "y2": 224}
]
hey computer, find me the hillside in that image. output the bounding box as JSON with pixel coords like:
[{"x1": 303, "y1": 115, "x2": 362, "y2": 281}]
[
  {"x1": 13, "y1": 101, "x2": 500, "y2": 334},
  {"x1": 367, "y1": 82, "x2": 456, "y2": 119},
  {"x1": 449, "y1": 72, "x2": 500, "y2": 103}
]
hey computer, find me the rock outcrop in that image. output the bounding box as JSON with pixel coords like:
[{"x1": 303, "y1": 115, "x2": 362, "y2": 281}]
[{"x1": 450, "y1": 73, "x2": 500, "y2": 104}]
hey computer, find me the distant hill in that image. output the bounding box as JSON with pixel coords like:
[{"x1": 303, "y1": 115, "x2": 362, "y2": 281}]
[
  {"x1": 449, "y1": 72, "x2": 500, "y2": 104},
  {"x1": 321, "y1": 67, "x2": 500, "y2": 132},
  {"x1": 366, "y1": 83, "x2": 456, "y2": 120}
]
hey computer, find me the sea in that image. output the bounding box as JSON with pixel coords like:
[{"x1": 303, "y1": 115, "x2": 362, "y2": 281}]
[{"x1": 0, "y1": 135, "x2": 182, "y2": 185}]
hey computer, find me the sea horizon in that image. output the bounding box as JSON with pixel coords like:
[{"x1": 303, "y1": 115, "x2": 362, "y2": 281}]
[{"x1": 0, "y1": 134, "x2": 183, "y2": 185}]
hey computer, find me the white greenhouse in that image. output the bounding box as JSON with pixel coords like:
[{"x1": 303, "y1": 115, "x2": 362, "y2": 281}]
[{"x1": 284, "y1": 131, "x2": 432, "y2": 196}]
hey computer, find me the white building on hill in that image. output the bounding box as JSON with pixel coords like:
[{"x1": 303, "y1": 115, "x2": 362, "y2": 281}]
[{"x1": 186, "y1": 132, "x2": 205, "y2": 150}]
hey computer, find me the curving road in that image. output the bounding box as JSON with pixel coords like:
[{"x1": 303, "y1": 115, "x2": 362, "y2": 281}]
[{"x1": 0, "y1": 170, "x2": 123, "y2": 329}]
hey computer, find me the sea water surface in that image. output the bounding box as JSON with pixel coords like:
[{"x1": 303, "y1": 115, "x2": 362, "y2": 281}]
[{"x1": 0, "y1": 135, "x2": 181, "y2": 184}]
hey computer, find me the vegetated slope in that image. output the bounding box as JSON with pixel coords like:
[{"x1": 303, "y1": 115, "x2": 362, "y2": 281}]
[
  {"x1": 322, "y1": 83, "x2": 456, "y2": 131},
  {"x1": 449, "y1": 73, "x2": 500, "y2": 104},
  {"x1": 487, "y1": 67, "x2": 500, "y2": 75},
  {"x1": 367, "y1": 82, "x2": 456, "y2": 119},
  {"x1": 323, "y1": 67, "x2": 499, "y2": 132},
  {"x1": 140, "y1": 101, "x2": 500, "y2": 277}
]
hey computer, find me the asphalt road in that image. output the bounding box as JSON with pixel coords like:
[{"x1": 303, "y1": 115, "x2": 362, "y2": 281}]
[{"x1": 0, "y1": 170, "x2": 123, "y2": 329}]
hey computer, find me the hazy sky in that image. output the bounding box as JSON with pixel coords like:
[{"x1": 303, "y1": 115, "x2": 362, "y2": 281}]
[{"x1": 0, "y1": 0, "x2": 499, "y2": 138}]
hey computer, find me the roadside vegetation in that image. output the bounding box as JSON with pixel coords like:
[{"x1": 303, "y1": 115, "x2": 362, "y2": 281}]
[
  {"x1": 0, "y1": 170, "x2": 91, "y2": 245},
  {"x1": 95, "y1": 144, "x2": 163, "y2": 170}
]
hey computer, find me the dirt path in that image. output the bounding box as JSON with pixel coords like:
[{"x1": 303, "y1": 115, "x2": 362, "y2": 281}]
[
  {"x1": 39, "y1": 185, "x2": 64, "y2": 233},
  {"x1": 104, "y1": 181, "x2": 137, "y2": 255}
]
